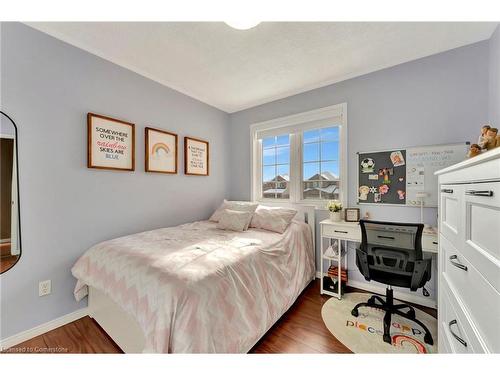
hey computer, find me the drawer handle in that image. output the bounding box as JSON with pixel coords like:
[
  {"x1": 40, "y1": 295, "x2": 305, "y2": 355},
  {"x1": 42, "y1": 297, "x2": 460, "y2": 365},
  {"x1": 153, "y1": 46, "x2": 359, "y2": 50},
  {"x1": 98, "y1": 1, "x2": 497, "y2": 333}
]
[
  {"x1": 465, "y1": 190, "x2": 494, "y2": 197},
  {"x1": 432, "y1": 241, "x2": 438, "y2": 245},
  {"x1": 334, "y1": 230, "x2": 348, "y2": 234},
  {"x1": 449, "y1": 255, "x2": 468, "y2": 271},
  {"x1": 377, "y1": 235, "x2": 395, "y2": 240},
  {"x1": 448, "y1": 319, "x2": 467, "y2": 347},
  {"x1": 441, "y1": 188, "x2": 454, "y2": 194}
]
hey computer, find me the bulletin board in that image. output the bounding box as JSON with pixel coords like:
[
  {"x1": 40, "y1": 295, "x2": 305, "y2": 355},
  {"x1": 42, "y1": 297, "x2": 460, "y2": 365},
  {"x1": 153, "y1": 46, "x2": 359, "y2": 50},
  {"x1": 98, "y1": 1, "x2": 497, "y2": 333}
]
[{"x1": 357, "y1": 142, "x2": 469, "y2": 207}]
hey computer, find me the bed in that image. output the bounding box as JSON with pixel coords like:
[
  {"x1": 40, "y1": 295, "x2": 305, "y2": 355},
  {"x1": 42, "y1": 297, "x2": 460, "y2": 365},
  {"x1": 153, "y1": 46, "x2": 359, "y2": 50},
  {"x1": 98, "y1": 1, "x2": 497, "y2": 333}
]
[{"x1": 71, "y1": 204, "x2": 315, "y2": 353}]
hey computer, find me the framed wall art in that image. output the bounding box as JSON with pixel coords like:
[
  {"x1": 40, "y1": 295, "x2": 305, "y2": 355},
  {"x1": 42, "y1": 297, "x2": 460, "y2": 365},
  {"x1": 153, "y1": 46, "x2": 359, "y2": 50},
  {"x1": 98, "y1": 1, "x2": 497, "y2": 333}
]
[
  {"x1": 184, "y1": 136, "x2": 209, "y2": 176},
  {"x1": 145, "y1": 127, "x2": 178, "y2": 174},
  {"x1": 344, "y1": 208, "x2": 360, "y2": 222},
  {"x1": 87, "y1": 113, "x2": 135, "y2": 171}
]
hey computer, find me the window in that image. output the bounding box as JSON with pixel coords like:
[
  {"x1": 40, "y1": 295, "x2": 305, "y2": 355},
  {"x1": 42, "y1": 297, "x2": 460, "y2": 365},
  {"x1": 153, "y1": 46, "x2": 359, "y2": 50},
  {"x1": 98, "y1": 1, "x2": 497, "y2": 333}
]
[
  {"x1": 302, "y1": 127, "x2": 340, "y2": 200},
  {"x1": 251, "y1": 104, "x2": 347, "y2": 207},
  {"x1": 262, "y1": 135, "x2": 290, "y2": 199}
]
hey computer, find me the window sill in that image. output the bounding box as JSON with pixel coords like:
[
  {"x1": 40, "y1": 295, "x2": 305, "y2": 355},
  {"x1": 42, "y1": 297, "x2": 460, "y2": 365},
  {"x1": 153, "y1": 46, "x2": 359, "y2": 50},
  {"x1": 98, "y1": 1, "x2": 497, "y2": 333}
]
[{"x1": 255, "y1": 198, "x2": 334, "y2": 210}]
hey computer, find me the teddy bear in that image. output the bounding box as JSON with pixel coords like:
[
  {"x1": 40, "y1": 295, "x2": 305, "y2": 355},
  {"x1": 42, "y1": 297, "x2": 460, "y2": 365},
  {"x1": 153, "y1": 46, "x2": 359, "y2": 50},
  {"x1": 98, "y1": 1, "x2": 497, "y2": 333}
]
[
  {"x1": 478, "y1": 124, "x2": 491, "y2": 149},
  {"x1": 484, "y1": 127, "x2": 499, "y2": 151},
  {"x1": 467, "y1": 144, "x2": 482, "y2": 158}
]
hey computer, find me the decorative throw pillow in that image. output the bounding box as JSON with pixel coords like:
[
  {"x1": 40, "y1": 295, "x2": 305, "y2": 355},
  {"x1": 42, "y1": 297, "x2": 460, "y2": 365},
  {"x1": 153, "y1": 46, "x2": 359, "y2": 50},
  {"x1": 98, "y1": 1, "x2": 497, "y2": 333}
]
[
  {"x1": 216, "y1": 209, "x2": 253, "y2": 232},
  {"x1": 209, "y1": 200, "x2": 258, "y2": 230},
  {"x1": 250, "y1": 206, "x2": 298, "y2": 234},
  {"x1": 209, "y1": 200, "x2": 230, "y2": 222}
]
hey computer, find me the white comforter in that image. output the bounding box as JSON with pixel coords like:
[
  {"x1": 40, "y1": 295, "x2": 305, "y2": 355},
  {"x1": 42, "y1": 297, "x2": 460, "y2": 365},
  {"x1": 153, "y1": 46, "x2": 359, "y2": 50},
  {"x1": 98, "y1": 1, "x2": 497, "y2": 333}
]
[{"x1": 71, "y1": 220, "x2": 315, "y2": 353}]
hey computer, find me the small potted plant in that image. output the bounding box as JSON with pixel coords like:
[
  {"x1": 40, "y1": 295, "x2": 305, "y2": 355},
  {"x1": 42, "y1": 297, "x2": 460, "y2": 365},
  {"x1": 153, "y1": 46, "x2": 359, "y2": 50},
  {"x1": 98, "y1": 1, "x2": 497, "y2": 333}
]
[{"x1": 327, "y1": 200, "x2": 343, "y2": 222}]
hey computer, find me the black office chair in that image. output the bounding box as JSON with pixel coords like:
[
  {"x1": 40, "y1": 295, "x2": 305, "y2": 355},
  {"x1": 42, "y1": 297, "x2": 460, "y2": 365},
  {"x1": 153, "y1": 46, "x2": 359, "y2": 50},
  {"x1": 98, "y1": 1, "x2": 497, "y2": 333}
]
[{"x1": 351, "y1": 219, "x2": 433, "y2": 345}]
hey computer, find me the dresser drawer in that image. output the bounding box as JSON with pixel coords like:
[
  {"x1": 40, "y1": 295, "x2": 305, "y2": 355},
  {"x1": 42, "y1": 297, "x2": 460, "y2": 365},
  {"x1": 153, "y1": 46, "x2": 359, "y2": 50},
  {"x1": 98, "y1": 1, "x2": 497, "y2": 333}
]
[
  {"x1": 322, "y1": 223, "x2": 360, "y2": 240},
  {"x1": 439, "y1": 184, "x2": 464, "y2": 250},
  {"x1": 438, "y1": 324, "x2": 453, "y2": 353},
  {"x1": 439, "y1": 278, "x2": 486, "y2": 353},
  {"x1": 440, "y1": 235, "x2": 500, "y2": 352},
  {"x1": 463, "y1": 181, "x2": 500, "y2": 293}
]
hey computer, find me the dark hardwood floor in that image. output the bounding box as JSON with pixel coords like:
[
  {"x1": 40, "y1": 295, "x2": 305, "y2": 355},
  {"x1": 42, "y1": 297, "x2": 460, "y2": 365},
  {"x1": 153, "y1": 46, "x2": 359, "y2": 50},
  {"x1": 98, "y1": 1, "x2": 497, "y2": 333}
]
[
  {"x1": 3, "y1": 279, "x2": 436, "y2": 354},
  {"x1": 3, "y1": 315, "x2": 122, "y2": 354},
  {"x1": 250, "y1": 280, "x2": 351, "y2": 353}
]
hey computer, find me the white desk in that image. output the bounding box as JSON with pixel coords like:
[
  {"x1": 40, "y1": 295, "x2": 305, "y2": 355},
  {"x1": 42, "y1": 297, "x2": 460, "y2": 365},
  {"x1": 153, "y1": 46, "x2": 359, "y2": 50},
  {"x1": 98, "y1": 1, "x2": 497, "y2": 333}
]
[{"x1": 319, "y1": 219, "x2": 438, "y2": 300}]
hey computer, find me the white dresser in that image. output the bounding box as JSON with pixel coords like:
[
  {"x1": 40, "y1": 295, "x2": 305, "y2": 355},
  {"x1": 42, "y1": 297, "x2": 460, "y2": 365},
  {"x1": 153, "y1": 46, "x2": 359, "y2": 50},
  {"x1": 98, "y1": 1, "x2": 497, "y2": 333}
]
[{"x1": 436, "y1": 148, "x2": 500, "y2": 353}]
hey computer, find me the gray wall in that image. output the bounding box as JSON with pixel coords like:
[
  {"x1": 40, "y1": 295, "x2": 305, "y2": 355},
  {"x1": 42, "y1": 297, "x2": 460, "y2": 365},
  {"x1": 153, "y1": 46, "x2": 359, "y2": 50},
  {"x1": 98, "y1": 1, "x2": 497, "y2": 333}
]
[
  {"x1": 489, "y1": 25, "x2": 500, "y2": 126},
  {"x1": 228, "y1": 41, "x2": 489, "y2": 223},
  {"x1": 0, "y1": 22, "x2": 494, "y2": 339},
  {"x1": 0, "y1": 23, "x2": 230, "y2": 339},
  {"x1": 228, "y1": 40, "x2": 489, "y2": 302}
]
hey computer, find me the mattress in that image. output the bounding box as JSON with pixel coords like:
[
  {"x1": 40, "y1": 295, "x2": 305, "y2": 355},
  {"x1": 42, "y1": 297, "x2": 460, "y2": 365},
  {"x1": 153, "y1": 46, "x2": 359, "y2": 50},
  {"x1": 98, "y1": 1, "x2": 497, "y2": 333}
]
[{"x1": 71, "y1": 220, "x2": 315, "y2": 353}]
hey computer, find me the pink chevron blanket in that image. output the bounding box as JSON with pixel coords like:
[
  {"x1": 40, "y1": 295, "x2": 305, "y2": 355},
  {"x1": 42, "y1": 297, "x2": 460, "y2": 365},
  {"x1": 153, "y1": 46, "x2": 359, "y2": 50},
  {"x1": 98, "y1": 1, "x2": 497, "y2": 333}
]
[{"x1": 71, "y1": 220, "x2": 315, "y2": 353}]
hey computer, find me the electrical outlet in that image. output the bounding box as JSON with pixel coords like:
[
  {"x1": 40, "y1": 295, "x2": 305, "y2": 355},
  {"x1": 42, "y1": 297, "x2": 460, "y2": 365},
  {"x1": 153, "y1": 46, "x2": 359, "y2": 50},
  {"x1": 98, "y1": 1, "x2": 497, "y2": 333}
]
[{"x1": 39, "y1": 280, "x2": 51, "y2": 296}]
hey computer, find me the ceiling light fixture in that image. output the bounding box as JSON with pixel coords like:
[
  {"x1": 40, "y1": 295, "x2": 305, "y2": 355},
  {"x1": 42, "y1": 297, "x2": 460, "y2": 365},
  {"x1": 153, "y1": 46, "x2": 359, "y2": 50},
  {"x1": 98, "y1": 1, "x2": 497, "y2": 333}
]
[{"x1": 224, "y1": 21, "x2": 260, "y2": 30}]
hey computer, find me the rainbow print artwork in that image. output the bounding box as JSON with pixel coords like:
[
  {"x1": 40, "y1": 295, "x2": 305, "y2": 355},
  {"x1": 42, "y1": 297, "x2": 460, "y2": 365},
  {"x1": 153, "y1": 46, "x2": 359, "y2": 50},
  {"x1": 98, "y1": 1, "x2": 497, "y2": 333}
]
[
  {"x1": 145, "y1": 127, "x2": 177, "y2": 173},
  {"x1": 151, "y1": 142, "x2": 171, "y2": 156}
]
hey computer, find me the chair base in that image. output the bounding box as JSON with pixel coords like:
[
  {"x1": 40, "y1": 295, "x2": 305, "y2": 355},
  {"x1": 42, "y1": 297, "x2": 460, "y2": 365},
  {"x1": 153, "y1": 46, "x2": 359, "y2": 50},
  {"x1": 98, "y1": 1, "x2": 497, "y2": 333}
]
[{"x1": 350, "y1": 288, "x2": 434, "y2": 346}]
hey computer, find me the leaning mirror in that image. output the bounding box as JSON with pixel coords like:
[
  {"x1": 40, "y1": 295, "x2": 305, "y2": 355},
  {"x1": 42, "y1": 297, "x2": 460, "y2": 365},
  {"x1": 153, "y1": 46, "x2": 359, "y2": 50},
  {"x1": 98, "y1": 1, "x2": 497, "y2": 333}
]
[{"x1": 0, "y1": 111, "x2": 21, "y2": 274}]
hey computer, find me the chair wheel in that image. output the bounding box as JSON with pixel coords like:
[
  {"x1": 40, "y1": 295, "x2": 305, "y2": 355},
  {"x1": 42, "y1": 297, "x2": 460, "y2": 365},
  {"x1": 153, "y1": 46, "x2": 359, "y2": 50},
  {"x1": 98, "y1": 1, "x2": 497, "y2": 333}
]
[
  {"x1": 407, "y1": 310, "x2": 416, "y2": 319},
  {"x1": 383, "y1": 334, "x2": 392, "y2": 344},
  {"x1": 424, "y1": 333, "x2": 434, "y2": 345},
  {"x1": 351, "y1": 309, "x2": 359, "y2": 317}
]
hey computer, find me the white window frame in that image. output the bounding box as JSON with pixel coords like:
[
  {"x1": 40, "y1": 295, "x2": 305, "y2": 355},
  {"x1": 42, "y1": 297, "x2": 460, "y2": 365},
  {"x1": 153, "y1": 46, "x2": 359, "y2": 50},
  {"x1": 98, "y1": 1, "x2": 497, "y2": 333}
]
[{"x1": 250, "y1": 103, "x2": 348, "y2": 209}]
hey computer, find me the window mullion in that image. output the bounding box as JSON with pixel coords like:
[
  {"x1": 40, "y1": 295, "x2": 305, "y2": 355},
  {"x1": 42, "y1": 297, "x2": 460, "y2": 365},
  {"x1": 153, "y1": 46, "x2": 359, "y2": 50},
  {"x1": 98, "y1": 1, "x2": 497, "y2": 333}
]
[
  {"x1": 290, "y1": 132, "x2": 301, "y2": 203},
  {"x1": 286, "y1": 135, "x2": 291, "y2": 201},
  {"x1": 254, "y1": 139, "x2": 262, "y2": 201}
]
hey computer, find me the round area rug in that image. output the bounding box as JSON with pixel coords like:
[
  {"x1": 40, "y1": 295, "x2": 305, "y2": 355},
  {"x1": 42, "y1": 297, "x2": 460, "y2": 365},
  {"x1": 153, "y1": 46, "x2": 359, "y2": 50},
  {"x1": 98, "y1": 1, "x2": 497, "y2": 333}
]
[{"x1": 321, "y1": 293, "x2": 437, "y2": 353}]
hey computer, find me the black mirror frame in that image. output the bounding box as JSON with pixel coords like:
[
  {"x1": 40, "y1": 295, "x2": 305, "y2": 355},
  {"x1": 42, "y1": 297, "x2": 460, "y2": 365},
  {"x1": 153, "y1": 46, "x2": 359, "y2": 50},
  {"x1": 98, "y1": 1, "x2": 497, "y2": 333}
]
[{"x1": 0, "y1": 110, "x2": 22, "y2": 274}]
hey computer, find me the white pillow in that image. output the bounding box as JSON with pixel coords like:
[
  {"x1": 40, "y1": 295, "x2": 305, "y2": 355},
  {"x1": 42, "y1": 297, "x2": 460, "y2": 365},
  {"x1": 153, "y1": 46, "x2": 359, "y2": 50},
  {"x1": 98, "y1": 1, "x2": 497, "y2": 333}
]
[
  {"x1": 250, "y1": 206, "x2": 298, "y2": 234},
  {"x1": 209, "y1": 200, "x2": 258, "y2": 230},
  {"x1": 216, "y1": 209, "x2": 253, "y2": 232}
]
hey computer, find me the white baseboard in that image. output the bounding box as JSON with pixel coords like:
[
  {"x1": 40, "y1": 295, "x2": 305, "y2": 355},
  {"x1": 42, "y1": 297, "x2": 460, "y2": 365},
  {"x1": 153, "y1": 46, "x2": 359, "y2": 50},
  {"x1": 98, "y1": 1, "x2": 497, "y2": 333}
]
[
  {"x1": 315, "y1": 272, "x2": 437, "y2": 309},
  {"x1": 0, "y1": 308, "x2": 89, "y2": 350}
]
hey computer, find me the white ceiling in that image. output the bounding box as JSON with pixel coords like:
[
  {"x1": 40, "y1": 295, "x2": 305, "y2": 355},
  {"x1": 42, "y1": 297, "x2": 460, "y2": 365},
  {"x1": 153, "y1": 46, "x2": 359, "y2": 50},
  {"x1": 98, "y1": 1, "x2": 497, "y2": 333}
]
[{"x1": 26, "y1": 22, "x2": 497, "y2": 113}]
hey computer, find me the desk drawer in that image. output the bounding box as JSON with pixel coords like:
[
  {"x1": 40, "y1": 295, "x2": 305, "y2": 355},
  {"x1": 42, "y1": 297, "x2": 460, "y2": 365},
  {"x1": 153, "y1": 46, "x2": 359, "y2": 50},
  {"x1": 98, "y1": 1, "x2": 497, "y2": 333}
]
[
  {"x1": 322, "y1": 224, "x2": 360, "y2": 240},
  {"x1": 440, "y1": 278, "x2": 486, "y2": 353},
  {"x1": 422, "y1": 235, "x2": 438, "y2": 252},
  {"x1": 440, "y1": 235, "x2": 500, "y2": 352},
  {"x1": 366, "y1": 229, "x2": 414, "y2": 249}
]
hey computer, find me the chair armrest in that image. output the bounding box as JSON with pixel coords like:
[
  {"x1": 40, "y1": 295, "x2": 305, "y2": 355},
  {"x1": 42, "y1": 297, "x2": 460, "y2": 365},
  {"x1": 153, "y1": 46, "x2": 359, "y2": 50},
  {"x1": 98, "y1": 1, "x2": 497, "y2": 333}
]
[
  {"x1": 355, "y1": 248, "x2": 371, "y2": 282},
  {"x1": 410, "y1": 258, "x2": 432, "y2": 291}
]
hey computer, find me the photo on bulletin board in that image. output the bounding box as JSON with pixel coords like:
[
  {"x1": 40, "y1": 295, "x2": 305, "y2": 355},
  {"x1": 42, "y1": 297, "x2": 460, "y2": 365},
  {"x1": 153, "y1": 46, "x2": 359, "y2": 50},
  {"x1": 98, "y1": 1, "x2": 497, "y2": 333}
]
[
  {"x1": 358, "y1": 150, "x2": 407, "y2": 205},
  {"x1": 184, "y1": 136, "x2": 209, "y2": 176},
  {"x1": 87, "y1": 113, "x2": 135, "y2": 171},
  {"x1": 145, "y1": 127, "x2": 178, "y2": 174}
]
